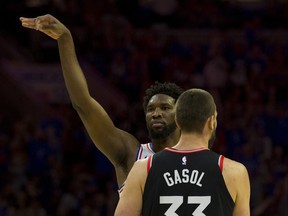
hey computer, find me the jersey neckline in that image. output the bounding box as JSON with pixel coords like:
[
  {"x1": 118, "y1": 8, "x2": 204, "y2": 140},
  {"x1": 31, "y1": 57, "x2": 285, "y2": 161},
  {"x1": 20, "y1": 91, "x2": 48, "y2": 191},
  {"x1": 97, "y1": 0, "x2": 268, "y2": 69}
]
[{"x1": 164, "y1": 147, "x2": 209, "y2": 154}]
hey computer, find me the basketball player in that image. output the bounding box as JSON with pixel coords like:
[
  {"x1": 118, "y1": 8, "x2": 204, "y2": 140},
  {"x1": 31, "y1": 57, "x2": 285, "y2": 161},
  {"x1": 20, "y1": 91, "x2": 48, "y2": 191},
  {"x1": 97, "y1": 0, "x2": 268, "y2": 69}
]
[
  {"x1": 19, "y1": 15, "x2": 184, "y2": 190},
  {"x1": 115, "y1": 88, "x2": 250, "y2": 216}
]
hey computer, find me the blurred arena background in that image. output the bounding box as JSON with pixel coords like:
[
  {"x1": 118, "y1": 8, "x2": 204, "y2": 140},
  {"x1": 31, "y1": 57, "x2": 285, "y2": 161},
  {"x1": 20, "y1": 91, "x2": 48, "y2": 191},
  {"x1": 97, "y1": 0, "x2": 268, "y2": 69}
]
[{"x1": 0, "y1": 0, "x2": 287, "y2": 215}]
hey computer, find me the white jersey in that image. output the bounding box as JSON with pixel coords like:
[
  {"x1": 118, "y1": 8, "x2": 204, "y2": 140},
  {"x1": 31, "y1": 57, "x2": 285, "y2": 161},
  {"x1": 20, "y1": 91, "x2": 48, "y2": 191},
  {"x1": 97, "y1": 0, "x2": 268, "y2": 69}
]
[
  {"x1": 118, "y1": 143, "x2": 155, "y2": 193},
  {"x1": 136, "y1": 143, "x2": 155, "y2": 160}
]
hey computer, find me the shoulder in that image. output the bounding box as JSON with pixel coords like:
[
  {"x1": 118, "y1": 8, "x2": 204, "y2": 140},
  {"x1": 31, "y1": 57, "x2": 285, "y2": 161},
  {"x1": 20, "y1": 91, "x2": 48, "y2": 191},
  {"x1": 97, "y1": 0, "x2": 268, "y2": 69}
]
[
  {"x1": 223, "y1": 157, "x2": 249, "y2": 177},
  {"x1": 125, "y1": 157, "x2": 150, "y2": 192},
  {"x1": 222, "y1": 157, "x2": 250, "y2": 202},
  {"x1": 129, "y1": 157, "x2": 150, "y2": 181},
  {"x1": 134, "y1": 157, "x2": 150, "y2": 169}
]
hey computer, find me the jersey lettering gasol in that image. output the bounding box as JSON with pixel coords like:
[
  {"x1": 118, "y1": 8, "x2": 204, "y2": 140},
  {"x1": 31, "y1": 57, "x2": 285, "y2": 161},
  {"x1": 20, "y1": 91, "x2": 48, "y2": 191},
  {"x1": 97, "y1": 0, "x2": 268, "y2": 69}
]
[{"x1": 163, "y1": 169, "x2": 205, "y2": 187}]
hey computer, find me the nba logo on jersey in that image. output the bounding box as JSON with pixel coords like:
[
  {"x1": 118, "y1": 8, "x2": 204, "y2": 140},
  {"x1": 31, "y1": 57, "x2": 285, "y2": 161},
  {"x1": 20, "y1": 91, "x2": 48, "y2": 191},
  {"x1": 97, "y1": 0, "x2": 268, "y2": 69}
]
[{"x1": 182, "y1": 156, "x2": 187, "y2": 165}]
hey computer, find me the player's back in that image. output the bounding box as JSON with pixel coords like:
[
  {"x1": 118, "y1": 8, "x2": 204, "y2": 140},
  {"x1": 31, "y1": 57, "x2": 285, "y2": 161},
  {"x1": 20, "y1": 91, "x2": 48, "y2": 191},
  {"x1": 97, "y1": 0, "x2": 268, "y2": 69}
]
[{"x1": 142, "y1": 147, "x2": 234, "y2": 216}]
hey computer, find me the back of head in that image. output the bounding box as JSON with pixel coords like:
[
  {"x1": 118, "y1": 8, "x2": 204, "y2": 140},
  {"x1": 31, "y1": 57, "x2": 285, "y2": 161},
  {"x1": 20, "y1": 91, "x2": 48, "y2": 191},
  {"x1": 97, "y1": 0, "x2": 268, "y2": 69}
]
[
  {"x1": 176, "y1": 88, "x2": 216, "y2": 133},
  {"x1": 143, "y1": 81, "x2": 184, "y2": 113}
]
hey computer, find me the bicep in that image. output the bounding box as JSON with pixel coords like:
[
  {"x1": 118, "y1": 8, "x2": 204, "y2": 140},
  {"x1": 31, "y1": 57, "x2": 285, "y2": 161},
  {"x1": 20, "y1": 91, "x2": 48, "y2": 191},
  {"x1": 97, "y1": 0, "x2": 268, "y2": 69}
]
[
  {"x1": 233, "y1": 164, "x2": 251, "y2": 216},
  {"x1": 77, "y1": 98, "x2": 139, "y2": 164}
]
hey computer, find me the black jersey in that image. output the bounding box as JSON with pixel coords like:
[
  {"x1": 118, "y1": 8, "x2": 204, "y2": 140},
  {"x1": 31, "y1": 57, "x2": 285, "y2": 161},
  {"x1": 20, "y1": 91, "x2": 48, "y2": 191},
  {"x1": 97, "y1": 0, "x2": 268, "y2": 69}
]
[{"x1": 142, "y1": 147, "x2": 234, "y2": 216}]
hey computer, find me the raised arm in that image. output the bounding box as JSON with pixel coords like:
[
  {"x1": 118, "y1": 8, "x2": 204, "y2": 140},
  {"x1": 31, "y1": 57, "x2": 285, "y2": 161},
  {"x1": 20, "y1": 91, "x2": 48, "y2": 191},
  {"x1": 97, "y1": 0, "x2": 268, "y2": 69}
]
[{"x1": 20, "y1": 14, "x2": 140, "y2": 185}]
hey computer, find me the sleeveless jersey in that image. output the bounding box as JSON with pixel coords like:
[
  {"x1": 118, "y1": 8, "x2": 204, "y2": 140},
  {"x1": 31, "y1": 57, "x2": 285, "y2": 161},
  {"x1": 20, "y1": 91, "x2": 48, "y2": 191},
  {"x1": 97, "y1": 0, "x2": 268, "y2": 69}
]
[
  {"x1": 142, "y1": 147, "x2": 234, "y2": 216},
  {"x1": 118, "y1": 143, "x2": 155, "y2": 193},
  {"x1": 136, "y1": 143, "x2": 155, "y2": 160}
]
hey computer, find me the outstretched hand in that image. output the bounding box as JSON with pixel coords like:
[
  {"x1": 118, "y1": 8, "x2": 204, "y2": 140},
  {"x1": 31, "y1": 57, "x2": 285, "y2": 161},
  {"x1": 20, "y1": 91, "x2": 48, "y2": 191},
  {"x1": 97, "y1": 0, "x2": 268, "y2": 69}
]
[{"x1": 20, "y1": 14, "x2": 69, "y2": 40}]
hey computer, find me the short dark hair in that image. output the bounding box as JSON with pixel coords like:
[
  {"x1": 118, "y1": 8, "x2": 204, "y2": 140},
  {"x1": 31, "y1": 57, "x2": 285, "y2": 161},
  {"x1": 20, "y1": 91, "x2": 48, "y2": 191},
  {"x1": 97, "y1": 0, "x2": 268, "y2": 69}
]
[
  {"x1": 176, "y1": 89, "x2": 216, "y2": 133},
  {"x1": 143, "y1": 82, "x2": 184, "y2": 113}
]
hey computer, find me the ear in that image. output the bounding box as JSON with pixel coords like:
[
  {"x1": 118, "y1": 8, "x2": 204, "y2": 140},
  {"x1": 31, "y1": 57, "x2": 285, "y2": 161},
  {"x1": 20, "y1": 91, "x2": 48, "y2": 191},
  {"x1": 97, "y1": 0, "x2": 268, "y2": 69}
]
[
  {"x1": 207, "y1": 115, "x2": 216, "y2": 131},
  {"x1": 175, "y1": 115, "x2": 180, "y2": 129}
]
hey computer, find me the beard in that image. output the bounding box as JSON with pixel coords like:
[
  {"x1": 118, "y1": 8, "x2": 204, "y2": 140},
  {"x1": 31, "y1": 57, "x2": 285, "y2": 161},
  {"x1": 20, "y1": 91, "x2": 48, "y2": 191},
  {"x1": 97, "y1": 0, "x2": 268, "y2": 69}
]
[
  {"x1": 148, "y1": 122, "x2": 177, "y2": 140},
  {"x1": 208, "y1": 129, "x2": 216, "y2": 149}
]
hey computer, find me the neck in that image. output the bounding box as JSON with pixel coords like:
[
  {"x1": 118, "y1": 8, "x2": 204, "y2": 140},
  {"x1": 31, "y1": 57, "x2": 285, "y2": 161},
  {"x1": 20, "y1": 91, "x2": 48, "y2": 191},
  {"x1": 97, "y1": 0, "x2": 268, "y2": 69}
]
[
  {"x1": 172, "y1": 132, "x2": 208, "y2": 151},
  {"x1": 151, "y1": 129, "x2": 181, "y2": 152}
]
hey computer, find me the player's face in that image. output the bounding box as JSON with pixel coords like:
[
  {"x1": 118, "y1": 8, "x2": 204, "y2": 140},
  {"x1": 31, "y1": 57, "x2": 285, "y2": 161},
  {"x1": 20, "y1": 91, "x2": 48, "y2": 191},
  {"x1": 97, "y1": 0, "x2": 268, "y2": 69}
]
[{"x1": 145, "y1": 94, "x2": 177, "y2": 139}]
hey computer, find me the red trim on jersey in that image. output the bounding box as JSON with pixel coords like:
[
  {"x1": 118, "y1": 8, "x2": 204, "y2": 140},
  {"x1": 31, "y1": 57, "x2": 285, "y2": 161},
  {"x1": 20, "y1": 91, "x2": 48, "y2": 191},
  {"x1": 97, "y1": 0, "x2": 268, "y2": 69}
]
[
  {"x1": 136, "y1": 143, "x2": 155, "y2": 160},
  {"x1": 164, "y1": 147, "x2": 209, "y2": 154},
  {"x1": 137, "y1": 147, "x2": 143, "y2": 160},
  {"x1": 218, "y1": 155, "x2": 224, "y2": 172},
  {"x1": 147, "y1": 155, "x2": 153, "y2": 173},
  {"x1": 147, "y1": 143, "x2": 155, "y2": 154}
]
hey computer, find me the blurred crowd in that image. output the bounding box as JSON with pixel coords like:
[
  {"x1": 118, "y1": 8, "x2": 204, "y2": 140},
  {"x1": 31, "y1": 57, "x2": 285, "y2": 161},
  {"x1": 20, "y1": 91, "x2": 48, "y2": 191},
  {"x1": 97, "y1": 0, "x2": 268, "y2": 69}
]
[
  {"x1": 0, "y1": 0, "x2": 288, "y2": 215},
  {"x1": 0, "y1": 105, "x2": 118, "y2": 216}
]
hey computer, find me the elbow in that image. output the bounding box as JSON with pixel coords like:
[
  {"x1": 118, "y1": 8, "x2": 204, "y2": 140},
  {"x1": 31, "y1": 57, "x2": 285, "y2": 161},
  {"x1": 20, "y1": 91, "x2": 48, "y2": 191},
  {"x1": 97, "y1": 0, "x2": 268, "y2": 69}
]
[{"x1": 71, "y1": 102, "x2": 84, "y2": 114}]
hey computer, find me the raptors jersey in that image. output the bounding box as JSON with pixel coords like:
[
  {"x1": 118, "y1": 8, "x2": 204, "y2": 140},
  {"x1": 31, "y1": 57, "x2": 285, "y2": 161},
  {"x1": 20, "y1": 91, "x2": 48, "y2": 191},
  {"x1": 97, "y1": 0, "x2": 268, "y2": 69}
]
[
  {"x1": 118, "y1": 143, "x2": 155, "y2": 193},
  {"x1": 142, "y1": 147, "x2": 234, "y2": 216}
]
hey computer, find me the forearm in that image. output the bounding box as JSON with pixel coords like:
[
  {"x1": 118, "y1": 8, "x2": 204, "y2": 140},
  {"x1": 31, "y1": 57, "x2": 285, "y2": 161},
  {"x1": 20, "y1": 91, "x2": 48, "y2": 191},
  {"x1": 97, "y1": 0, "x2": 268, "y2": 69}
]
[
  {"x1": 56, "y1": 30, "x2": 130, "y2": 159},
  {"x1": 20, "y1": 15, "x2": 136, "y2": 165},
  {"x1": 57, "y1": 31, "x2": 90, "y2": 108}
]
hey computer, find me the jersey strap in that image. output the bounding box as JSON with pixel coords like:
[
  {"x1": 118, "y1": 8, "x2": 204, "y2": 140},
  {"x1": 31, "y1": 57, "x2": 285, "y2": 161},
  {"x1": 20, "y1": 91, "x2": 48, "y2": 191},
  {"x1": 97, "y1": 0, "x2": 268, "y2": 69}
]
[
  {"x1": 147, "y1": 155, "x2": 153, "y2": 173},
  {"x1": 218, "y1": 155, "x2": 225, "y2": 172},
  {"x1": 136, "y1": 143, "x2": 155, "y2": 160},
  {"x1": 118, "y1": 181, "x2": 125, "y2": 194}
]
